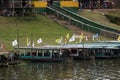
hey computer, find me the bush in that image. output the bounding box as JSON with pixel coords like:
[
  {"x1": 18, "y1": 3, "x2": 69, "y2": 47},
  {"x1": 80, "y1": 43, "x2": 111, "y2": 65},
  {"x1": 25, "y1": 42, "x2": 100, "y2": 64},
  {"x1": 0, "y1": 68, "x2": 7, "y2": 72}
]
[{"x1": 105, "y1": 14, "x2": 120, "y2": 25}]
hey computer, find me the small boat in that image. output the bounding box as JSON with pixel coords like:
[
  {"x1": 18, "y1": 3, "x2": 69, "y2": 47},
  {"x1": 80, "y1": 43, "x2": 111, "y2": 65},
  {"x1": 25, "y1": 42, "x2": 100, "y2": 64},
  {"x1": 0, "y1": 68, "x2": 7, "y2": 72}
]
[
  {"x1": 15, "y1": 45, "x2": 68, "y2": 62},
  {"x1": 0, "y1": 50, "x2": 20, "y2": 67}
]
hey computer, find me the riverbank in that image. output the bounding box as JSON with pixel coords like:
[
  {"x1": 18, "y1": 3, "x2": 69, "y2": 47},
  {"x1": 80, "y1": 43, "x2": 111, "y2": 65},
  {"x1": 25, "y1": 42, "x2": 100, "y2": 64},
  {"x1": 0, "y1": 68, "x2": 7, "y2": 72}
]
[{"x1": 79, "y1": 9, "x2": 120, "y2": 30}]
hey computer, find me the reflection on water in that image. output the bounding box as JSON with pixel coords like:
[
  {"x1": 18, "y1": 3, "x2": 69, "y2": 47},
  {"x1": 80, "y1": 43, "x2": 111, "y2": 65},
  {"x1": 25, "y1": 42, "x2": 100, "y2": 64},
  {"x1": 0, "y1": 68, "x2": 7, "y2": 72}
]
[{"x1": 0, "y1": 59, "x2": 120, "y2": 80}]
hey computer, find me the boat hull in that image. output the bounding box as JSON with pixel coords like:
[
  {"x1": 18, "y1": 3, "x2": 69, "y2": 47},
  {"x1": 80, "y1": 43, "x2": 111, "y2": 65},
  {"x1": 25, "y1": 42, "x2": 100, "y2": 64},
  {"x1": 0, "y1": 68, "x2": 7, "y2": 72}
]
[{"x1": 19, "y1": 56, "x2": 65, "y2": 62}]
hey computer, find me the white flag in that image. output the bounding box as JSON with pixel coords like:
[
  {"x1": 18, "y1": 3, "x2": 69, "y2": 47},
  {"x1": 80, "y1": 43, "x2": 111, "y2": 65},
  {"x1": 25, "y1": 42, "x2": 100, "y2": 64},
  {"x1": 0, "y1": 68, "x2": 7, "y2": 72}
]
[
  {"x1": 12, "y1": 40, "x2": 18, "y2": 46},
  {"x1": 92, "y1": 33, "x2": 99, "y2": 41},
  {"x1": 59, "y1": 37, "x2": 63, "y2": 44},
  {"x1": 32, "y1": 41, "x2": 34, "y2": 47},
  {"x1": 37, "y1": 38, "x2": 42, "y2": 44},
  {"x1": 69, "y1": 35, "x2": 75, "y2": 42}
]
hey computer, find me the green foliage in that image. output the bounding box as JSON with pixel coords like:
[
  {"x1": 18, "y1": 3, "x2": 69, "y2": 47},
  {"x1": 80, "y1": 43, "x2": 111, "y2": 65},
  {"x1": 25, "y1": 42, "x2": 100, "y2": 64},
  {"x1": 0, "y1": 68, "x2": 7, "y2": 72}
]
[
  {"x1": 105, "y1": 14, "x2": 120, "y2": 25},
  {"x1": 105, "y1": 11, "x2": 120, "y2": 25}
]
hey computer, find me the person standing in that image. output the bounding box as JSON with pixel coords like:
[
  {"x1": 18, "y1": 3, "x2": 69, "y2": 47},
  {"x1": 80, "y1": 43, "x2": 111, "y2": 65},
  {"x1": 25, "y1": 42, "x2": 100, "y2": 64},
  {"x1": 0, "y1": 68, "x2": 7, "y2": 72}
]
[
  {"x1": 78, "y1": 0, "x2": 82, "y2": 12},
  {"x1": 80, "y1": 3, "x2": 83, "y2": 12}
]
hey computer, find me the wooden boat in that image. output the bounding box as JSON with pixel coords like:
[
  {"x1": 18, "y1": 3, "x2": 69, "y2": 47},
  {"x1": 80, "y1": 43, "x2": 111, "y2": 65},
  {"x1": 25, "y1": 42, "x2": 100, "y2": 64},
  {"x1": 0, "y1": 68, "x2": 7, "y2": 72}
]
[
  {"x1": 63, "y1": 41, "x2": 120, "y2": 59},
  {"x1": 15, "y1": 41, "x2": 120, "y2": 61},
  {"x1": 15, "y1": 45, "x2": 68, "y2": 62},
  {"x1": 0, "y1": 51, "x2": 20, "y2": 67}
]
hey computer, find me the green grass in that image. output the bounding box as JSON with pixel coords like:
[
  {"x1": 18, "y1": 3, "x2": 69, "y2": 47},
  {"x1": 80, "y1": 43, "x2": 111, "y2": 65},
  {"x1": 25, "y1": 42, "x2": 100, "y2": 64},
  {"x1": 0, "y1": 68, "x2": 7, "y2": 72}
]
[
  {"x1": 1, "y1": 10, "x2": 119, "y2": 50},
  {"x1": 107, "y1": 10, "x2": 120, "y2": 17},
  {"x1": 0, "y1": 15, "x2": 72, "y2": 50},
  {"x1": 79, "y1": 10, "x2": 120, "y2": 30}
]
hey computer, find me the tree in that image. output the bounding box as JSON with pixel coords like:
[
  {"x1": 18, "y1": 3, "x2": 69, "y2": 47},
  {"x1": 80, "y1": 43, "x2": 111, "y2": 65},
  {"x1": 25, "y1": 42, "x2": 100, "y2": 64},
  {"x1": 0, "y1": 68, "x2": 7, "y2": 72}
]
[{"x1": 111, "y1": 0, "x2": 120, "y2": 8}]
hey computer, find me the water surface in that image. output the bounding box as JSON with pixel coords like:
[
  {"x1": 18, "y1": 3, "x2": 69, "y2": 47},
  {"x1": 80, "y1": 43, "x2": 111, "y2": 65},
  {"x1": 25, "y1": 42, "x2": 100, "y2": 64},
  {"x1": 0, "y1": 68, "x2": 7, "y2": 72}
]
[{"x1": 0, "y1": 59, "x2": 120, "y2": 80}]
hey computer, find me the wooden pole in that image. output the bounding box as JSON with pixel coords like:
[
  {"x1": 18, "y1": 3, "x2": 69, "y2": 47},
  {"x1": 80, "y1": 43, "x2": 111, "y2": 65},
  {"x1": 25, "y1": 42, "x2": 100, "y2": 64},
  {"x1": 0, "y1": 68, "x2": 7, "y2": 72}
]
[{"x1": 12, "y1": 0, "x2": 14, "y2": 16}]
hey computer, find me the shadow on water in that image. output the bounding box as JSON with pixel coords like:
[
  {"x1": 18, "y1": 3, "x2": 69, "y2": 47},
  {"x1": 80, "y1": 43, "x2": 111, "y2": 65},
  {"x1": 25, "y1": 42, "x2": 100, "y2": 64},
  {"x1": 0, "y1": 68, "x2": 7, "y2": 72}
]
[{"x1": 0, "y1": 59, "x2": 120, "y2": 80}]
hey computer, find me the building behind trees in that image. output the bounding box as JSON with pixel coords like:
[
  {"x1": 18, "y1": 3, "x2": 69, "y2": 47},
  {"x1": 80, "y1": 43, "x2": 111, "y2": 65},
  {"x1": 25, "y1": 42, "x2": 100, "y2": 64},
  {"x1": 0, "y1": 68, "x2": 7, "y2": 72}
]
[
  {"x1": 0, "y1": 0, "x2": 119, "y2": 16},
  {"x1": 0, "y1": 0, "x2": 33, "y2": 16}
]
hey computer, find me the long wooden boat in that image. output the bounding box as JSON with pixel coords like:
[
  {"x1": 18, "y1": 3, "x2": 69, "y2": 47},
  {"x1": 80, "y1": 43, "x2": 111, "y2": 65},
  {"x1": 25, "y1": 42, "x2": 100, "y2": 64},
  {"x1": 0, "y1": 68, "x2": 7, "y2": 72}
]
[
  {"x1": 15, "y1": 45, "x2": 68, "y2": 62},
  {"x1": 62, "y1": 41, "x2": 120, "y2": 59},
  {"x1": 15, "y1": 41, "x2": 120, "y2": 61}
]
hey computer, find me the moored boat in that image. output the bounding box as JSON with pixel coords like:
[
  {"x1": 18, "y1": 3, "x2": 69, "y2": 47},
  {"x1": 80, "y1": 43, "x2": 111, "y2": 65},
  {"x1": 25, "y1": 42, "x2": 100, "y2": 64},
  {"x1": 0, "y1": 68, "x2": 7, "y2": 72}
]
[
  {"x1": 0, "y1": 51, "x2": 20, "y2": 67},
  {"x1": 62, "y1": 41, "x2": 120, "y2": 60},
  {"x1": 93, "y1": 42, "x2": 120, "y2": 59},
  {"x1": 15, "y1": 41, "x2": 120, "y2": 61},
  {"x1": 15, "y1": 45, "x2": 68, "y2": 62}
]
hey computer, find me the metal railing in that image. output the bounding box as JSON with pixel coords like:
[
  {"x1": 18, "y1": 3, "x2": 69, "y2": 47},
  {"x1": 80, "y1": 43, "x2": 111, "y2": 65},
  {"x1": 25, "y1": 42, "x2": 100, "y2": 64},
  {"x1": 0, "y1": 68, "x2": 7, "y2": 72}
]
[{"x1": 46, "y1": 6, "x2": 119, "y2": 38}]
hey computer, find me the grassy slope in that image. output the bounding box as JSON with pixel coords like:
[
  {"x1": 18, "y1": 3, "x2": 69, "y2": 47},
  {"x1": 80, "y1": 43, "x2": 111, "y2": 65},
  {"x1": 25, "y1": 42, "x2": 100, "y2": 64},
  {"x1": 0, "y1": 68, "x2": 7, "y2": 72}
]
[
  {"x1": 0, "y1": 15, "x2": 72, "y2": 50},
  {"x1": 1, "y1": 10, "x2": 119, "y2": 49},
  {"x1": 79, "y1": 10, "x2": 120, "y2": 30}
]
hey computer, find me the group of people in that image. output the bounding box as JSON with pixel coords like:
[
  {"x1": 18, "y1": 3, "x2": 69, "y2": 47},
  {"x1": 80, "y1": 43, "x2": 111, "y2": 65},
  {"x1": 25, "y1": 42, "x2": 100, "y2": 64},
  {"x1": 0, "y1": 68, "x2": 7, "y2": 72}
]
[
  {"x1": 0, "y1": 52, "x2": 19, "y2": 63},
  {"x1": 78, "y1": 0, "x2": 114, "y2": 11}
]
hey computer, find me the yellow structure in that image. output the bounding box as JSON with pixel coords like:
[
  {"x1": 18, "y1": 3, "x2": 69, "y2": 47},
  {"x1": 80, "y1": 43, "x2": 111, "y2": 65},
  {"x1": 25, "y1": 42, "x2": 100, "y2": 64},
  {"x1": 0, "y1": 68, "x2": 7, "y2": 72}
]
[
  {"x1": 60, "y1": 1, "x2": 79, "y2": 7},
  {"x1": 60, "y1": 0, "x2": 73, "y2": 1},
  {"x1": 32, "y1": 1, "x2": 47, "y2": 8}
]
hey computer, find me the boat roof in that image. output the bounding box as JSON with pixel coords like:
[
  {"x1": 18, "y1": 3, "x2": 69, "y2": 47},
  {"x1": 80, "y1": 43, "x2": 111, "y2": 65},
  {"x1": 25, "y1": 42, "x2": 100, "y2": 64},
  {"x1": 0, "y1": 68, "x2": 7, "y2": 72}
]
[
  {"x1": 15, "y1": 42, "x2": 120, "y2": 50},
  {"x1": 15, "y1": 45, "x2": 62, "y2": 50},
  {"x1": 63, "y1": 42, "x2": 120, "y2": 49}
]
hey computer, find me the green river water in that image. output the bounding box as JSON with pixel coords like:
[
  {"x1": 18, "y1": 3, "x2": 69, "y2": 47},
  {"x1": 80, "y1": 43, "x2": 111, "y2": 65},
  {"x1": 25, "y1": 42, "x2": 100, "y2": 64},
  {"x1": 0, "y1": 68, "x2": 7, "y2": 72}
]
[{"x1": 0, "y1": 59, "x2": 120, "y2": 80}]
